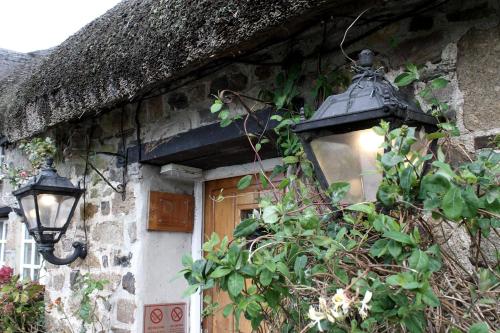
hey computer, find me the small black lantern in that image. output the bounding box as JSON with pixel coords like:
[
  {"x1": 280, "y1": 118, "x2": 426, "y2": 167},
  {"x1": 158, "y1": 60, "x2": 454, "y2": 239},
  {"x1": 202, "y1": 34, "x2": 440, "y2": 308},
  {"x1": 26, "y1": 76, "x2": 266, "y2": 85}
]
[
  {"x1": 13, "y1": 158, "x2": 86, "y2": 265},
  {"x1": 294, "y1": 49, "x2": 437, "y2": 202}
]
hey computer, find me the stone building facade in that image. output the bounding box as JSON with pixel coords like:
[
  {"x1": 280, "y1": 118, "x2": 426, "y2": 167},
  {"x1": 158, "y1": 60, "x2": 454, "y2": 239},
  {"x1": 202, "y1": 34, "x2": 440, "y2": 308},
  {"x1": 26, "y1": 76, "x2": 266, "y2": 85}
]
[{"x1": 0, "y1": 0, "x2": 498, "y2": 332}]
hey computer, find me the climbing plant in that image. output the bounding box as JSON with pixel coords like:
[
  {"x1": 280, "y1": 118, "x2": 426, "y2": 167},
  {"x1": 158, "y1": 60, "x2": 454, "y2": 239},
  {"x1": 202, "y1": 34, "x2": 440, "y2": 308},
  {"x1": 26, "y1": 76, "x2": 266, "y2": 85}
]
[
  {"x1": 181, "y1": 62, "x2": 499, "y2": 332},
  {"x1": 0, "y1": 137, "x2": 56, "y2": 187},
  {"x1": 51, "y1": 273, "x2": 110, "y2": 333}
]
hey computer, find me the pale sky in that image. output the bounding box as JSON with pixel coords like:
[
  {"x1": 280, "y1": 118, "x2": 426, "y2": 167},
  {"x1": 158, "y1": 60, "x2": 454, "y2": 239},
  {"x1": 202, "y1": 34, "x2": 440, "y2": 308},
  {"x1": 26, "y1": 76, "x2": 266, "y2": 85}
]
[{"x1": 0, "y1": 0, "x2": 122, "y2": 53}]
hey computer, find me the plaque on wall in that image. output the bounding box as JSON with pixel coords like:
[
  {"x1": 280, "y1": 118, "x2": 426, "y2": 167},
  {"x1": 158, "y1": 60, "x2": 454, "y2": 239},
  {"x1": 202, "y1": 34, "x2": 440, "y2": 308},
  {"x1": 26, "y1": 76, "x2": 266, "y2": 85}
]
[
  {"x1": 144, "y1": 303, "x2": 187, "y2": 333},
  {"x1": 148, "y1": 191, "x2": 194, "y2": 232}
]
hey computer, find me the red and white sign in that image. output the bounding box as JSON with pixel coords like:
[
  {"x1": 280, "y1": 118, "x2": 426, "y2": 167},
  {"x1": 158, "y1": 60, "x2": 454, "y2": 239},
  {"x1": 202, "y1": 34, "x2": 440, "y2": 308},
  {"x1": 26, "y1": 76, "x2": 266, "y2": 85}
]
[{"x1": 144, "y1": 303, "x2": 186, "y2": 333}]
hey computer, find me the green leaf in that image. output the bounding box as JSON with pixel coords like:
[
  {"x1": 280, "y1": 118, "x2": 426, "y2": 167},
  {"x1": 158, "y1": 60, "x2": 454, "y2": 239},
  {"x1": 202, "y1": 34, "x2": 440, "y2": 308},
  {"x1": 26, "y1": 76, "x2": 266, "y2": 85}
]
[
  {"x1": 394, "y1": 72, "x2": 417, "y2": 87},
  {"x1": 181, "y1": 254, "x2": 193, "y2": 267},
  {"x1": 218, "y1": 109, "x2": 229, "y2": 120},
  {"x1": 381, "y1": 151, "x2": 404, "y2": 168},
  {"x1": 431, "y1": 78, "x2": 448, "y2": 89},
  {"x1": 237, "y1": 175, "x2": 253, "y2": 190},
  {"x1": 211, "y1": 101, "x2": 223, "y2": 113},
  {"x1": 442, "y1": 186, "x2": 464, "y2": 220},
  {"x1": 328, "y1": 182, "x2": 350, "y2": 203},
  {"x1": 383, "y1": 231, "x2": 415, "y2": 245},
  {"x1": 210, "y1": 267, "x2": 232, "y2": 279},
  {"x1": 461, "y1": 187, "x2": 480, "y2": 218},
  {"x1": 223, "y1": 304, "x2": 233, "y2": 317},
  {"x1": 233, "y1": 219, "x2": 259, "y2": 238},
  {"x1": 262, "y1": 206, "x2": 279, "y2": 224},
  {"x1": 420, "y1": 174, "x2": 450, "y2": 195},
  {"x1": 468, "y1": 322, "x2": 489, "y2": 333},
  {"x1": 403, "y1": 314, "x2": 425, "y2": 333},
  {"x1": 372, "y1": 125, "x2": 386, "y2": 136},
  {"x1": 400, "y1": 166, "x2": 414, "y2": 194},
  {"x1": 294, "y1": 255, "x2": 307, "y2": 279},
  {"x1": 182, "y1": 283, "x2": 200, "y2": 297},
  {"x1": 377, "y1": 183, "x2": 399, "y2": 207},
  {"x1": 283, "y1": 156, "x2": 298, "y2": 164},
  {"x1": 426, "y1": 131, "x2": 446, "y2": 140},
  {"x1": 422, "y1": 288, "x2": 440, "y2": 307},
  {"x1": 240, "y1": 264, "x2": 257, "y2": 277},
  {"x1": 220, "y1": 118, "x2": 232, "y2": 127},
  {"x1": 408, "y1": 249, "x2": 429, "y2": 271},
  {"x1": 370, "y1": 239, "x2": 389, "y2": 257},
  {"x1": 346, "y1": 203, "x2": 374, "y2": 215},
  {"x1": 259, "y1": 269, "x2": 273, "y2": 286},
  {"x1": 432, "y1": 161, "x2": 458, "y2": 179},
  {"x1": 388, "y1": 240, "x2": 402, "y2": 259},
  {"x1": 276, "y1": 262, "x2": 290, "y2": 278},
  {"x1": 227, "y1": 272, "x2": 244, "y2": 297}
]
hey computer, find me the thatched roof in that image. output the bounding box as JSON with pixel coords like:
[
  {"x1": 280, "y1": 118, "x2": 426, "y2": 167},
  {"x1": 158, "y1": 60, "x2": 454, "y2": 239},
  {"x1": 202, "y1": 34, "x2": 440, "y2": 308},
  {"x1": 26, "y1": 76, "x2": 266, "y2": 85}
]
[{"x1": 0, "y1": 0, "x2": 429, "y2": 142}]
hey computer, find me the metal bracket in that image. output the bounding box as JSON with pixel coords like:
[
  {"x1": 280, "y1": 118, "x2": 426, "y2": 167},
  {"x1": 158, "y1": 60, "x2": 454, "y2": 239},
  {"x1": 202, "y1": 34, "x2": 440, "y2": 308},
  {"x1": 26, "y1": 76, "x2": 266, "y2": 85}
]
[
  {"x1": 81, "y1": 149, "x2": 128, "y2": 200},
  {"x1": 37, "y1": 241, "x2": 87, "y2": 266}
]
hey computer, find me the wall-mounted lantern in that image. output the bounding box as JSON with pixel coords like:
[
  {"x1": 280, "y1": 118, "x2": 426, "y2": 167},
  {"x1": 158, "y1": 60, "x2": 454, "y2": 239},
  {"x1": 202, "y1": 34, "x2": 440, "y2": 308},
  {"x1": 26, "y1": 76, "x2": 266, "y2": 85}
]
[
  {"x1": 294, "y1": 49, "x2": 437, "y2": 202},
  {"x1": 13, "y1": 158, "x2": 86, "y2": 265}
]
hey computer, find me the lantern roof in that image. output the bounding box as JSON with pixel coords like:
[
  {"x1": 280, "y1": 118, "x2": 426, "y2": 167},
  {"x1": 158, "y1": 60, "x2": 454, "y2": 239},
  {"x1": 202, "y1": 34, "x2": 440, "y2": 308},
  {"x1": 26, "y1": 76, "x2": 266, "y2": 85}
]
[
  {"x1": 294, "y1": 50, "x2": 437, "y2": 134},
  {"x1": 12, "y1": 158, "x2": 83, "y2": 197}
]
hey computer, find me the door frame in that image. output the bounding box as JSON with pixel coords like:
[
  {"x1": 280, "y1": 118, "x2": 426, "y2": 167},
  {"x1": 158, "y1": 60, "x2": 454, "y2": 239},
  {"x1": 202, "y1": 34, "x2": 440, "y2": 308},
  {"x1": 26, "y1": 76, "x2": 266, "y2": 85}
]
[{"x1": 189, "y1": 158, "x2": 281, "y2": 333}]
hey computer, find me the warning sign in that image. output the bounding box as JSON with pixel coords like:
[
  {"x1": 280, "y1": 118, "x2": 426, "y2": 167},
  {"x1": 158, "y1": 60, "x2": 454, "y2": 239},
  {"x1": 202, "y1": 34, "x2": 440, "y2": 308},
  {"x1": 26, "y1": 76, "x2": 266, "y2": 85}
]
[{"x1": 144, "y1": 303, "x2": 186, "y2": 333}]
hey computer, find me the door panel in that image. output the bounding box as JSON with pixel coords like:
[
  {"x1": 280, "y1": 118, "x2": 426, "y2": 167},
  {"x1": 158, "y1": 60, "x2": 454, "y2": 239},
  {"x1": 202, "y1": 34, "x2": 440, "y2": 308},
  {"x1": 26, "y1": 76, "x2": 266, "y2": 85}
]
[{"x1": 203, "y1": 176, "x2": 261, "y2": 333}]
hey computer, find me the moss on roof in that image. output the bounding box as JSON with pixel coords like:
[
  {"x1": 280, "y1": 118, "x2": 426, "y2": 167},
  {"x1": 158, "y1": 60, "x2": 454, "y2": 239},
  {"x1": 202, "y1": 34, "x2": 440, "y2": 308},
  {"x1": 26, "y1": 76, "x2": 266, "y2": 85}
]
[{"x1": 0, "y1": 0, "x2": 431, "y2": 141}]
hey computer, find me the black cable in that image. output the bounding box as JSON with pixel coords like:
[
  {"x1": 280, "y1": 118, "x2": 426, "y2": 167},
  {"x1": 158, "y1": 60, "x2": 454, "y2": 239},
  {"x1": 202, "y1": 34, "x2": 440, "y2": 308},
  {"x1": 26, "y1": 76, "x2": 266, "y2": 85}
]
[{"x1": 134, "y1": 100, "x2": 143, "y2": 162}]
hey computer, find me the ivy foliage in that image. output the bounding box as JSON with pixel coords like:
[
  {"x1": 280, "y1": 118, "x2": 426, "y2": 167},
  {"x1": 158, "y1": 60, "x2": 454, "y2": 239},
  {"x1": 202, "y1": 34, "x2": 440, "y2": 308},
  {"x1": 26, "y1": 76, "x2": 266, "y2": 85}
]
[
  {"x1": 52, "y1": 273, "x2": 110, "y2": 333},
  {"x1": 0, "y1": 137, "x2": 57, "y2": 187},
  {"x1": 182, "y1": 63, "x2": 499, "y2": 332}
]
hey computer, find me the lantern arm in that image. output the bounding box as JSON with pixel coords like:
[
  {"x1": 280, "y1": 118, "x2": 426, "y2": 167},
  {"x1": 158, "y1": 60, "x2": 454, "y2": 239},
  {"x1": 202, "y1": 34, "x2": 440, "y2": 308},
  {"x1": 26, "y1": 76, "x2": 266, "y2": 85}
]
[{"x1": 37, "y1": 241, "x2": 87, "y2": 266}]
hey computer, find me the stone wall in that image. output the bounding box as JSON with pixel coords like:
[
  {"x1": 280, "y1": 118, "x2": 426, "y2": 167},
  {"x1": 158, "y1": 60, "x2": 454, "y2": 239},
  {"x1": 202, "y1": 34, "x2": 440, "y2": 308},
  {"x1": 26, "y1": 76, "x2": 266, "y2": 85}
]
[{"x1": 0, "y1": 0, "x2": 498, "y2": 332}]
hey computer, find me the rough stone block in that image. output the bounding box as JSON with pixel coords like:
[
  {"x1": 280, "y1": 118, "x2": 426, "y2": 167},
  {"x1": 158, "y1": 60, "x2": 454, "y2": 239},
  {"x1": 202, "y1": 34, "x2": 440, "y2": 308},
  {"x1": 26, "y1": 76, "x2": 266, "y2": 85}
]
[
  {"x1": 127, "y1": 222, "x2": 137, "y2": 243},
  {"x1": 122, "y1": 272, "x2": 136, "y2": 295},
  {"x1": 70, "y1": 270, "x2": 81, "y2": 288},
  {"x1": 111, "y1": 187, "x2": 135, "y2": 215},
  {"x1": 102, "y1": 255, "x2": 109, "y2": 268},
  {"x1": 101, "y1": 201, "x2": 110, "y2": 215},
  {"x1": 80, "y1": 202, "x2": 98, "y2": 220},
  {"x1": 91, "y1": 221, "x2": 124, "y2": 245},
  {"x1": 51, "y1": 273, "x2": 65, "y2": 291},
  {"x1": 116, "y1": 299, "x2": 136, "y2": 324},
  {"x1": 458, "y1": 25, "x2": 500, "y2": 131},
  {"x1": 167, "y1": 92, "x2": 189, "y2": 109},
  {"x1": 446, "y1": 2, "x2": 494, "y2": 21},
  {"x1": 147, "y1": 95, "x2": 165, "y2": 120},
  {"x1": 209, "y1": 73, "x2": 248, "y2": 95},
  {"x1": 113, "y1": 251, "x2": 132, "y2": 267},
  {"x1": 111, "y1": 328, "x2": 131, "y2": 333}
]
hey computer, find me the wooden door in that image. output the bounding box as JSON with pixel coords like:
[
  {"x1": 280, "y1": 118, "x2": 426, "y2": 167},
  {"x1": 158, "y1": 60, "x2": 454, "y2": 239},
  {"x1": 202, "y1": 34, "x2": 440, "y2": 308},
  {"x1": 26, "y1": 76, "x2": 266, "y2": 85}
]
[{"x1": 203, "y1": 176, "x2": 261, "y2": 333}]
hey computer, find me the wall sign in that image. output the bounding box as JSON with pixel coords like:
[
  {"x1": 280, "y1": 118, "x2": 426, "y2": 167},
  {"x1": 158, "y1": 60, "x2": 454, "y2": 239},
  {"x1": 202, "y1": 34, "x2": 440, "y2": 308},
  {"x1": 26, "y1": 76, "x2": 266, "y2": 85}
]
[
  {"x1": 148, "y1": 191, "x2": 194, "y2": 232},
  {"x1": 144, "y1": 303, "x2": 187, "y2": 333}
]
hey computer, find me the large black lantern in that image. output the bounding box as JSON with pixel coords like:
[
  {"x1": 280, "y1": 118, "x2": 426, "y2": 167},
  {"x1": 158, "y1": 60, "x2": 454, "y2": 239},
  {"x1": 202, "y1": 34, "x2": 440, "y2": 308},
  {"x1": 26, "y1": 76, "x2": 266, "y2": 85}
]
[
  {"x1": 13, "y1": 158, "x2": 86, "y2": 265},
  {"x1": 294, "y1": 49, "x2": 437, "y2": 202}
]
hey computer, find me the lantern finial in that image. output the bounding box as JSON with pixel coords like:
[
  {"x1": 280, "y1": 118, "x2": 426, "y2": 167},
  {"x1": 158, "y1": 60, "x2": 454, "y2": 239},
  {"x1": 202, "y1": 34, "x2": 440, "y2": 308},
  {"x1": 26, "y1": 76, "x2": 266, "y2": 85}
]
[{"x1": 358, "y1": 49, "x2": 374, "y2": 68}]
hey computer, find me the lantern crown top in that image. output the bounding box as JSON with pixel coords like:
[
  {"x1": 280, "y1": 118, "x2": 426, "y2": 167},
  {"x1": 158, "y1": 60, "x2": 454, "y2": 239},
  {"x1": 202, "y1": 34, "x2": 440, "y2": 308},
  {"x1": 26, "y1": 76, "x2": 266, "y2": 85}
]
[
  {"x1": 294, "y1": 49, "x2": 437, "y2": 134},
  {"x1": 12, "y1": 158, "x2": 83, "y2": 197},
  {"x1": 358, "y1": 49, "x2": 374, "y2": 68}
]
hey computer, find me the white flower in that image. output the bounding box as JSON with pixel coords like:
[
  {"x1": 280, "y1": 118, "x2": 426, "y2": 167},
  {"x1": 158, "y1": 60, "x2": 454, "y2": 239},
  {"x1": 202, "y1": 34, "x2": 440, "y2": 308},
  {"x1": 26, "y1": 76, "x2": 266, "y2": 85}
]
[
  {"x1": 319, "y1": 297, "x2": 328, "y2": 313},
  {"x1": 359, "y1": 290, "x2": 373, "y2": 319},
  {"x1": 331, "y1": 289, "x2": 350, "y2": 315},
  {"x1": 308, "y1": 305, "x2": 326, "y2": 332}
]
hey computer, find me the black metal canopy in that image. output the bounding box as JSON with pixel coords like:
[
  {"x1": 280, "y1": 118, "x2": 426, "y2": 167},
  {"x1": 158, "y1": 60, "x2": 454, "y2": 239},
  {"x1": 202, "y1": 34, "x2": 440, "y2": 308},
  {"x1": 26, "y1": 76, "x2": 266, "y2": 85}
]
[
  {"x1": 129, "y1": 108, "x2": 281, "y2": 169},
  {"x1": 294, "y1": 49, "x2": 437, "y2": 136}
]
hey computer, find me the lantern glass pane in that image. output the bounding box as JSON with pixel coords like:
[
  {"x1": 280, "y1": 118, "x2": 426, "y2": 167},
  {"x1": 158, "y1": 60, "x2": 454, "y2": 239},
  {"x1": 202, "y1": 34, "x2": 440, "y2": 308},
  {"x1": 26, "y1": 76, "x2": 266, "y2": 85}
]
[
  {"x1": 20, "y1": 195, "x2": 38, "y2": 229},
  {"x1": 36, "y1": 194, "x2": 76, "y2": 229},
  {"x1": 311, "y1": 129, "x2": 384, "y2": 202}
]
